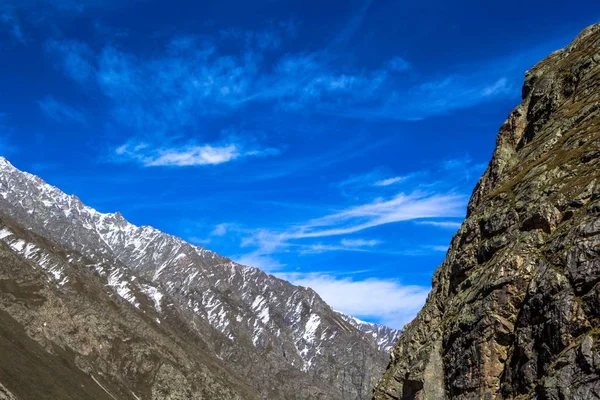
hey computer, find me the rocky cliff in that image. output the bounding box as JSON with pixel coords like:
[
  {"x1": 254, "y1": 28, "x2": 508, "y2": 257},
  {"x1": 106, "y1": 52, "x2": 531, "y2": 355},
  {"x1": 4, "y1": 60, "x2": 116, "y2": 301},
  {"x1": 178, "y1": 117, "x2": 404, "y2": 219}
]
[
  {"x1": 374, "y1": 23, "x2": 600, "y2": 400},
  {"x1": 0, "y1": 156, "x2": 399, "y2": 399}
]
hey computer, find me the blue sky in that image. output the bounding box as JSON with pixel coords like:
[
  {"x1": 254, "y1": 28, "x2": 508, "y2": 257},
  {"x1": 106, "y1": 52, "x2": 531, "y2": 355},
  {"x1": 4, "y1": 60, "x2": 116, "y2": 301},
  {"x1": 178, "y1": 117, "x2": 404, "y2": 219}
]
[{"x1": 1, "y1": 0, "x2": 598, "y2": 328}]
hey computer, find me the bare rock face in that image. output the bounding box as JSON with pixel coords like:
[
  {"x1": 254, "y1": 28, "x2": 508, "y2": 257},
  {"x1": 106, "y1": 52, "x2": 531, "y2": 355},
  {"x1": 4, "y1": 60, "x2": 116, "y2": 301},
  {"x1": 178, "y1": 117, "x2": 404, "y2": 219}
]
[
  {"x1": 374, "y1": 24, "x2": 600, "y2": 400},
  {"x1": 0, "y1": 153, "x2": 399, "y2": 396},
  {"x1": 0, "y1": 215, "x2": 257, "y2": 400}
]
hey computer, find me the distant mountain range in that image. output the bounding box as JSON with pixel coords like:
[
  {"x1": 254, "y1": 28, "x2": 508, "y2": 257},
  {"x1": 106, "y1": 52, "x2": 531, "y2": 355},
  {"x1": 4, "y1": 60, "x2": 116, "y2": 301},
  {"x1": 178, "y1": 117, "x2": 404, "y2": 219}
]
[{"x1": 0, "y1": 156, "x2": 399, "y2": 400}]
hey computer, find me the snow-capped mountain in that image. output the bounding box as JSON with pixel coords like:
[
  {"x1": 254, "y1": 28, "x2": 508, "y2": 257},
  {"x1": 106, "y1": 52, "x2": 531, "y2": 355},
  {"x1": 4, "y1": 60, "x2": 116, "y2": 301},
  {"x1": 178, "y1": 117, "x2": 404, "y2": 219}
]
[
  {"x1": 336, "y1": 312, "x2": 401, "y2": 354},
  {"x1": 0, "y1": 157, "x2": 400, "y2": 400}
]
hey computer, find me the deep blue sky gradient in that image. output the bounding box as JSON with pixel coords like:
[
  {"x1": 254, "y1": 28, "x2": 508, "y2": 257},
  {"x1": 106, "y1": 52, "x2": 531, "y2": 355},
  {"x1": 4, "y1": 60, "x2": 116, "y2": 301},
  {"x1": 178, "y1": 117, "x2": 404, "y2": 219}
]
[{"x1": 1, "y1": 0, "x2": 598, "y2": 327}]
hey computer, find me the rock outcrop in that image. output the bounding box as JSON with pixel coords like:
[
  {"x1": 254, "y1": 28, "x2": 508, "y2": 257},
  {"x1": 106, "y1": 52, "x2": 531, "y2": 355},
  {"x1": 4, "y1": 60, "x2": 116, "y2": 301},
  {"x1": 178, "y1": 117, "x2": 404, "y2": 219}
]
[
  {"x1": 0, "y1": 213, "x2": 259, "y2": 400},
  {"x1": 0, "y1": 156, "x2": 399, "y2": 399},
  {"x1": 374, "y1": 23, "x2": 600, "y2": 400}
]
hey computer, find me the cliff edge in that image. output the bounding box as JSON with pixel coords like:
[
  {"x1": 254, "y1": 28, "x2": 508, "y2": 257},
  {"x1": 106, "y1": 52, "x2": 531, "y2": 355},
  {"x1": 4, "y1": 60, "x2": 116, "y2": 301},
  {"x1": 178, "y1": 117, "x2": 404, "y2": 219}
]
[{"x1": 374, "y1": 23, "x2": 600, "y2": 400}]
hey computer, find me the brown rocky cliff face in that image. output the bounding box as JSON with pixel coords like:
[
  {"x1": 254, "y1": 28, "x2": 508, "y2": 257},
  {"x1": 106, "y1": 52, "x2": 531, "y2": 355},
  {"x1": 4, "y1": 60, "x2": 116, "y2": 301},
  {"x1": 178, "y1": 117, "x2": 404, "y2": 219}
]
[{"x1": 374, "y1": 23, "x2": 600, "y2": 400}]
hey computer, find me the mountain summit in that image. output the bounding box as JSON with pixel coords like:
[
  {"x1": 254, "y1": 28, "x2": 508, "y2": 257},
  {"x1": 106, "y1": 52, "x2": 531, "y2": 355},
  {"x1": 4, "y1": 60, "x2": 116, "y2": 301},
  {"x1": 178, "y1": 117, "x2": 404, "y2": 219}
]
[
  {"x1": 374, "y1": 23, "x2": 600, "y2": 400},
  {"x1": 0, "y1": 156, "x2": 399, "y2": 399}
]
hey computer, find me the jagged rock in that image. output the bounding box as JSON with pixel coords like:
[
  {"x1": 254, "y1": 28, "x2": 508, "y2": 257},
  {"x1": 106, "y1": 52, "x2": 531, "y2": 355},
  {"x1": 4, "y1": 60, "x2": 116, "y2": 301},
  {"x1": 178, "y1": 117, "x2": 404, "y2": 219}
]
[
  {"x1": 0, "y1": 157, "x2": 400, "y2": 399},
  {"x1": 374, "y1": 23, "x2": 600, "y2": 400}
]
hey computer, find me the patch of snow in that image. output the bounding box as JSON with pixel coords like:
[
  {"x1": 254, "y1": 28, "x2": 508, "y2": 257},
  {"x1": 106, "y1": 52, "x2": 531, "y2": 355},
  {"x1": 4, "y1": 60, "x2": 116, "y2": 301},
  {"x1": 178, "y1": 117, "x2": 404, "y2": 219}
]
[
  {"x1": 107, "y1": 269, "x2": 140, "y2": 308},
  {"x1": 303, "y1": 314, "x2": 321, "y2": 345},
  {"x1": 141, "y1": 284, "x2": 164, "y2": 313},
  {"x1": 0, "y1": 228, "x2": 12, "y2": 239}
]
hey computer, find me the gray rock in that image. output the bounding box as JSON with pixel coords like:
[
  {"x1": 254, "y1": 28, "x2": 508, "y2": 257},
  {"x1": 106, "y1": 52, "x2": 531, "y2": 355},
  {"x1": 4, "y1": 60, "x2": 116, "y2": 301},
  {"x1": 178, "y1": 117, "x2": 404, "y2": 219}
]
[
  {"x1": 0, "y1": 157, "x2": 400, "y2": 399},
  {"x1": 374, "y1": 22, "x2": 600, "y2": 400}
]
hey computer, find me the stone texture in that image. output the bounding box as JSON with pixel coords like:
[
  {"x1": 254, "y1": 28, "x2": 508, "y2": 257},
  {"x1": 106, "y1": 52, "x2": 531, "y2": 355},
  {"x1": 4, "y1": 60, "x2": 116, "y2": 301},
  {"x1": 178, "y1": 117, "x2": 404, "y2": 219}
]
[
  {"x1": 0, "y1": 216, "x2": 259, "y2": 400},
  {"x1": 374, "y1": 23, "x2": 600, "y2": 400},
  {"x1": 0, "y1": 150, "x2": 398, "y2": 397}
]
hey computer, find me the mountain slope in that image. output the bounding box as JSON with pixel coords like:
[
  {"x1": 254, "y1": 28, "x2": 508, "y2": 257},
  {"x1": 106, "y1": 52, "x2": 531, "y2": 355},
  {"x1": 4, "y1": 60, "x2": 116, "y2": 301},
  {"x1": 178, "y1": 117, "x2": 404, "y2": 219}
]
[
  {"x1": 0, "y1": 157, "x2": 400, "y2": 399},
  {"x1": 0, "y1": 213, "x2": 260, "y2": 400},
  {"x1": 374, "y1": 23, "x2": 600, "y2": 400}
]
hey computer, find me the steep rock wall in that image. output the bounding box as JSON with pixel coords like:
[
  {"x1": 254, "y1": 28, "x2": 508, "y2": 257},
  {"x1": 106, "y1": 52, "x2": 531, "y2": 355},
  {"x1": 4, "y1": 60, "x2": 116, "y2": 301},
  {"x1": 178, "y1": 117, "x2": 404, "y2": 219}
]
[{"x1": 374, "y1": 23, "x2": 600, "y2": 400}]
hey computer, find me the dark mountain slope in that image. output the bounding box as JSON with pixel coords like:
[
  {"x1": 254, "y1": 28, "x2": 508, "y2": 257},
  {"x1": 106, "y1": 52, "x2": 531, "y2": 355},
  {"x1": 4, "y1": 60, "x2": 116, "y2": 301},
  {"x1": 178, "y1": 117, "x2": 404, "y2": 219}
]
[{"x1": 374, "y1": 23, "x2": 600, "y2": 400}]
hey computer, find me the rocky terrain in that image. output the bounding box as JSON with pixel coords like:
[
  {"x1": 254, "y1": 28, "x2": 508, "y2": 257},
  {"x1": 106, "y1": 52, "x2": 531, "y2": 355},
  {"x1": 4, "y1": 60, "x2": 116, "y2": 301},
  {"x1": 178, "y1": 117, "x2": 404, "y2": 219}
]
[
  {"x1": 0, "y1": 156, "x2": 400, "y2": 399},
  {"x1": 374, "y1": 23, "x2": 600, "y2": 400}
]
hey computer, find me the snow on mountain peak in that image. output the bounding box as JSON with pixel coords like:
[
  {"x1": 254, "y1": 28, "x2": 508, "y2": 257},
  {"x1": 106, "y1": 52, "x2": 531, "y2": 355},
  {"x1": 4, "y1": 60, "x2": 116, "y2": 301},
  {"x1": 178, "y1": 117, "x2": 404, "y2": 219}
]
[{"x1": 0, "y1": 159, "x2": 401, "y2": 398}]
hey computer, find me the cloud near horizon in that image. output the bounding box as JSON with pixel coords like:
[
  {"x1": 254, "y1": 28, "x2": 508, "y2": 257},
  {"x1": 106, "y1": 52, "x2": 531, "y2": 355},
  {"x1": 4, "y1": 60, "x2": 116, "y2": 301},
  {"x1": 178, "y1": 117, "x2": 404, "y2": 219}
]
[{"x1": 276, "y1": 271, "x2": 429, "y2": 329}]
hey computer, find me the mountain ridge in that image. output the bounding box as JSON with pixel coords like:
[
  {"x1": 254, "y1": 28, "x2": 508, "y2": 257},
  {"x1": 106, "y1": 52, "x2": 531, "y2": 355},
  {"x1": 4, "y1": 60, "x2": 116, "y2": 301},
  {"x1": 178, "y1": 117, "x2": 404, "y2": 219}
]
[
  {"x1": 0, "y1": 155, "x2": 400, "y2": 399},
  {"x1": 374, "y1": 23, "x2": 600, "y2": 400}
]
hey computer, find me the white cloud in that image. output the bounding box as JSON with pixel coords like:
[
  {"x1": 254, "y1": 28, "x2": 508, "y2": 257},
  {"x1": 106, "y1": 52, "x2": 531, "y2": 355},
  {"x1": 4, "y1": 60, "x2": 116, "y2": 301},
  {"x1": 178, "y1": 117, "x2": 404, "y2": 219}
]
[
  {"x1": 149, "y1": 145, "x2": 239, "y2": 166},
  {"x1": 339, "y1": 238, "x2": 380, "y2": 247},
  {"x1": 238, "y1": 190, "x2": 466, "y2": 262},
  {"x1": 276, "y1": 272, "x2": 429, "y2": 329},
  {"x1": 417, "y1": 220, "x2": 462, "y2": 229},
  {"x1": 44, "y1": 23, "x2": 517, "y2": 140},
  {"x1": 211, "y1": 223, "x2": 229, "y2": 236},
  {"x1": 113, "y1": 141, "x2": 278, "y2": 167},
  {"x1": 482, "y1": 77, "x2": 511, "y2": 97},
  {"x1": 297, "y1": 238, "x2": 381, "y2": 255},
  {"x1": 339, "y1": 171, "x2": 415, "y2": 193},
  {"x1": 374, "y1": 176, "x2": 406, "y2": 187},
  {"x1": 290, "y1": 191, "x2": 466, "y2": 239},
  {"x1": 425, "y1": 245, "x2": 449, "y2": 252},
  {"x1": 235, "y1": 252, "x2": 285, "y2": 272}
]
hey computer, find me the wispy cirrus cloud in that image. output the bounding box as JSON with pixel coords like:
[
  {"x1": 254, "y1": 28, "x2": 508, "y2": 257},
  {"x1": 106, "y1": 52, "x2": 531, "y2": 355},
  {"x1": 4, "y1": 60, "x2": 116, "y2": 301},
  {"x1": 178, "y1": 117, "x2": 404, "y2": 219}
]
[
  {"x1": 441, "y1": 155, "x2": 488, "y2": 182},
  {"x1": 237, "y1": 190, "x2": 466, "y2": 266},
  {"x1": 374, "y1": 176, "x2": 407, "y2": 187},
  {"x1": 113, "y1": 141, "x2": 279, "y2": 167},
  {"x1": 331, "y1": 75, "x2": 515, "y2": 121},
  {"x1": 44, "y1": 22, "x2": 516, "y2": 138},
  {"x1": 329, "y1": 0, "x2": 375, "y2": 46},
  {"x1": 425, "y1": 245, "x2": 449, "y2": 252},
  {"x1": 211, "y1": 223, "x2": 230, "y2": 237},
  {"x1": 340, "y1": 238, "x2": 380, "y2": 247},
  {"x1": 232, "y1": 155, "x2": 487, "y2": 266},
  {"x1": 236, "y1": 253, "x2": 285, "y2": 273},
  {"x1": 0, "y1": 7, "x2": 25, "y2": 43},
  {"x1": 338, "y1": 155, "x2": 485, "y2": 197},
  {"x1": 417, "y1": 220, "x2": 462, "y2": 229},
  {"x1": 339, "y1": 170, "x2": 414, "y2": 192},
  {"x1": 292, "y1": 191, "x2": 466, "y2": 238},
  {"x1": 296, "y1": 238, "x2": 382, "y2": 255},
  {"x1": 275, "y1": 271, "x2": 429, "y2": 329},
  {"x1": 45, "y1": 39, "x2": 95, "y2": 84},
  {"x1": 38, "y1": 96, "x2": 86, "y2": 124}
]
